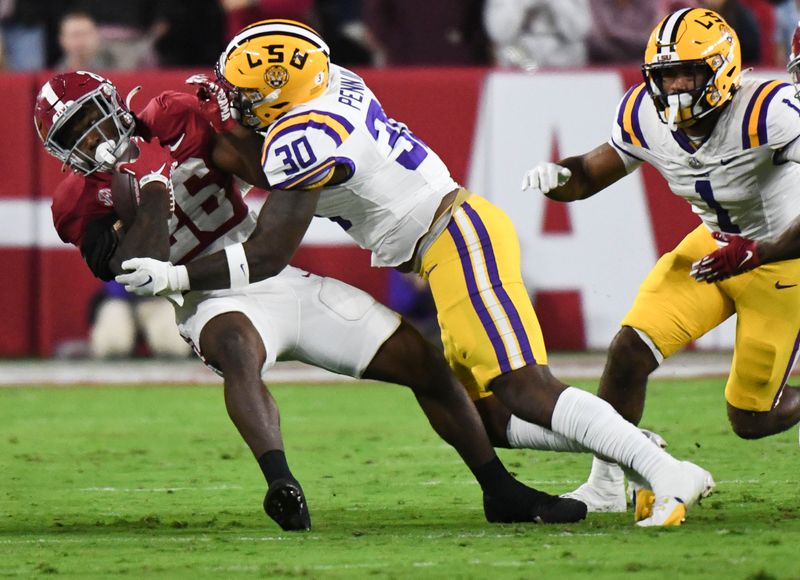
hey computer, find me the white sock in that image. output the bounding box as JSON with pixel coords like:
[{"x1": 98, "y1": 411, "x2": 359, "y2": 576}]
[
  {"x1": 506, "y1": 414, "x2": 588, "y2": 452},
  {"x1": 551, "y1": 387, "x2": 678, "y2": 491},
  {"x1": 586, "y1": 456, "x2": 625, "y2": 488}
]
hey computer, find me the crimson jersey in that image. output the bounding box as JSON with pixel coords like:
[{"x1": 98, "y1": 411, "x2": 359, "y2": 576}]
[{"x1": 52, "y1": 91, "x2": 255, "y2": 265}]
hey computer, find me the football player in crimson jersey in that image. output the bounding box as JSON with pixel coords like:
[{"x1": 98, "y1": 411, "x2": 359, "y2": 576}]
[
  {"x1": 522, "y1": 7, "x2": 800, "y2": 513},
  {"x1": 36, "y1": 70, "x2": 589, "y2": 531},
  {"x1": 116, "y1": 19, "x2": 713, "y2": 527}
]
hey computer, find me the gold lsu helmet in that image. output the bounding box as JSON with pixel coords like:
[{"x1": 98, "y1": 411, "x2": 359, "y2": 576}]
[
  {"x1": 642, "y1": 8, "x2": 741, "y2": 129},
  {"x1": 217, "y1": 19, "x2": 330, "y2": 129}
]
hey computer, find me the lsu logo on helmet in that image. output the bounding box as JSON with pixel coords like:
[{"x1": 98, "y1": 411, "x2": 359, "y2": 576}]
[
  {"x1": 265, "y1": 65, "x2": 289, "y2": 89},
  {"x1": 642, "y1": 8, "x2": 741, "y2": 129},
  {"x1": 218, "y1": 19, "x2": 330, "y2": 129}
]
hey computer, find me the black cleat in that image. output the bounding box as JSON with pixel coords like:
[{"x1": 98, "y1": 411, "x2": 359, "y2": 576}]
[
  {"x1": 264, "y1": 479, "x2": 311, "y2": 531},
  {"x1": 484, "y1": 490, "x2": 587, "y2": 524}
]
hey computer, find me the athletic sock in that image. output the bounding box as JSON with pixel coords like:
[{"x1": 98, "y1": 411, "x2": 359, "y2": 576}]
[
  {"x1": 551, "y1": 387, "x2": 678, "y2": 490},
  {"x1": 257, "y1": 449, "x2": 295, "y2": 486},
  {"x1": 470, "y1": 455, "x2": 541, "y2": 499},
  {"x1": 506, "y1": 414, "x2": 588, "y2": 452},
  {"x1": 586, "y1": 456, "x2": 625, "y2": 489}
]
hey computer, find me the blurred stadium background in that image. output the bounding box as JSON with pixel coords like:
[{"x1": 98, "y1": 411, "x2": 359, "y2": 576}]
[{"x1": 2, "y1": 0, "x2": 797, "y2": 364}]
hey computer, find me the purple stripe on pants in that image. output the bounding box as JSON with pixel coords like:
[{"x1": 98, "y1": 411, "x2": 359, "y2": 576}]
[
  {"x1": 461, "y1": 202, "x2": 536, "y2": 366},
  {"x1": 773, "y1": 328, "x2": 800, "y2": 409},
  {"x1": 446, "y1": 208, "x2": 512, "y2": 373}
]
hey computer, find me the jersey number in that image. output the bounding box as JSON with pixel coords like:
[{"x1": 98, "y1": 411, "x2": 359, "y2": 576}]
[
  {"x1": 695, "y1": 180, "x2": 740, "y2": 233},
  {"x1": 169, "y1": 157, "x2": 238, "y2": 262},
  {"x1": 366, "y1": 99, "x2": 428, "y2": 170},
  {"x1": 275, "y1": 136, "x2": 318, "y2": 175}
]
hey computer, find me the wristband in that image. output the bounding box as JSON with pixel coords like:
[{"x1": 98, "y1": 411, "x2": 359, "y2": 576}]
[
  {"x1": 170, "y1": 264, "x2": 191, "y2": 292},
  {"x1": 225, "y1": 243, "x2": 250, "y2": 289}
]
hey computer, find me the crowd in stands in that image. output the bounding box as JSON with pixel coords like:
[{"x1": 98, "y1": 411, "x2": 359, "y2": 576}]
[{"x1": 0, "y1": 0, "x2": 796, "y2": 72}]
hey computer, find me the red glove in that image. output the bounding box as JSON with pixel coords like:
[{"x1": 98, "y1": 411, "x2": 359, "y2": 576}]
[
  {"x1": 117, "y1": 136, "x2": 176, "y2": 211},
  {"x1": 186, "y1": 74, "x2": 238, "y2": 133},
  {"x1": 690, "y1": 231, "x2": 760, "y2": 283}
]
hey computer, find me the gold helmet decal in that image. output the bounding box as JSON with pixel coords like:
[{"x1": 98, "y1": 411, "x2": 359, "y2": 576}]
[
  {"x1": 264, "y1": 65, "x2": 289, "y2": 89},
  {"x1": 642, "y1": 8, "x2": 741, "y2": 129},
  {"x1": 219, "y1": 19, "x2": 330, "y2": 129}
]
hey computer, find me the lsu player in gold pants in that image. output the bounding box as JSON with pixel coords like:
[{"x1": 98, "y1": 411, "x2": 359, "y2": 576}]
[
  {"x1": 118, "y1": 19, "x2": 714, "y2": 526},
  {"x1": 523, "y1": 7, "x2": 800, "y2": 514}
]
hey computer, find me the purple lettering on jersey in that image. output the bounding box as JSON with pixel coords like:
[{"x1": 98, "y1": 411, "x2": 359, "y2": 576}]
[
  {"x1": 338, "y1": 72, "x2": 366, "y2": 110},
  {"x1": 695, "y1": 179, "x2": 740, "y2": 233},
  {"x1": 272, "y1": 156, "x2": 355, "y2": 190},
  {"x1": 783, "y1": 97, "x2": 800, "y2": 117},
  {"x1": 366, "y1": 99, "x2": 428, "y2": 171},
  {"x1": 275, "y1": 136, "x2": 318, "y2": 175}
]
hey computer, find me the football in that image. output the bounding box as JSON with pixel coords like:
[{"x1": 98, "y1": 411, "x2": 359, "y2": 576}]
[{"x1": 110, "y1": 143, "x2": 140, "y2": 230}]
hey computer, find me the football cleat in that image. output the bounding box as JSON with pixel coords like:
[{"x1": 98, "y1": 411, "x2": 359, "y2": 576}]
[
  {"x1": 264, "y1": 479, "x2": 311, "y2": 531},
  {"x1": 561, "y1": 480, "x2": 627, "y2": 513},
  {"x1": 630, "y1": 480, "x2": 656, "y2": 522},
  {"x1": 560, "y1": 428, "x2": 668, "y2": 514},
  {"x1": 627, "y1": 428, "x2": 667, "y2": 521},
  {"x1": 483, "y1": 490, "x2": 587, "y2": 524},
  {"x1": 637, "y1": 461, "x2": 715, "y2": 527}
]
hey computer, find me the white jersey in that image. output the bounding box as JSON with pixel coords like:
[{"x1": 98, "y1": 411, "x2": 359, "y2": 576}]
[
  {"x1": 260, "y1": 65, "x2": 459, "y2": 267},
  {"x1": 610, "y1": 78, "x2": 800, "y2": 241}
]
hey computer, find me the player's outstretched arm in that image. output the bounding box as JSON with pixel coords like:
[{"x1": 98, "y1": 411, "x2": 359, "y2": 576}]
[
  {"x1": 522, "y1": 143, "x2": 627, "y2": 202},
  {"x1": 210, "y1": 129, "x2": 269, "y2": 190},
  {"x1": 691, "y1": 219, "x2": 800, "y2": 283},
  {"x1": 117, "y1": 186, "x2": 321, "y2": 295},
  {"x1": 187, "y1": 187, "x2": 321, "y2": 290}
]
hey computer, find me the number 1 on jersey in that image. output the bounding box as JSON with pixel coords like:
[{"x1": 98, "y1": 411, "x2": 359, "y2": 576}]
[{"x1": 695, "y1": 180, "x2": 740, "y2": 233}]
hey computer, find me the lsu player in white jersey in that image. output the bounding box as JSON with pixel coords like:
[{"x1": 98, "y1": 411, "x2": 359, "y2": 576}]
[
  {"x1": 522, "y1": 7, "x2": 800, "y2": 514},
  {"x1": 118, "y1": 19, "x2": 714, "y2": 527}
]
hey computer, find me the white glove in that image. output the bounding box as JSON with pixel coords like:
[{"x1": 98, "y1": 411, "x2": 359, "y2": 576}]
[
  {"x1": 521, "y1": 163, "x2": 572, "y2": 193},
  {"x1": 115, "y1": 258, "x2": 190, "y2": 301}
]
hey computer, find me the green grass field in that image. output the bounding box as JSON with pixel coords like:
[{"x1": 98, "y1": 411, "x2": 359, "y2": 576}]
[{"x1": 1, "y1": 378, "x2": 798, "y2": 579}]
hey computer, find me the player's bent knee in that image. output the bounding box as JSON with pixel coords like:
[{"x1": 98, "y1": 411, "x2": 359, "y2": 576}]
[
  {"x1": 364, "y1": 319, "x2": 450, "y2": 390},
  {"x1": 727, "y1": 404, "x2": 775, "y2": 439},
  {"x1": 200, "y1": 313, "x2": 266, "y2": 374},
  {"x1": 474, "y1": 396, "x2": 512, "y2": 447},
  {"x1": 605, "y1": 327, "x2": 660, "y2": 379}
]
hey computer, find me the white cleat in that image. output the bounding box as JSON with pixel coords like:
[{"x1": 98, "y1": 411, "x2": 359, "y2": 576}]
[
  {"x1": 561, "y1": 481, "x2": 627, "y2": 513},
  {"x1": 637, "y1": 461, "x2": 715, "y2": 527}
]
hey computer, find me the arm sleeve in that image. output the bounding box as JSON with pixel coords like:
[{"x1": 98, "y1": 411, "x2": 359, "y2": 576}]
[{"x1": 80, "y1": 213, "x2": 122, "y2": 281}]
